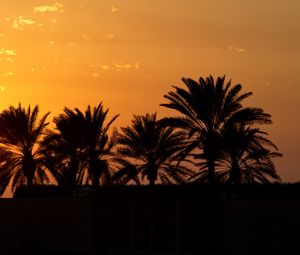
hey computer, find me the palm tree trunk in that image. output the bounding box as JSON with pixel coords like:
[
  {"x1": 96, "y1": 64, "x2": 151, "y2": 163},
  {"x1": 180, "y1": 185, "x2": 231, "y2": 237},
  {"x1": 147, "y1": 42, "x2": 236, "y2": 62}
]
[
  {"x1": 23, "y1": 155, "x2": 36, "y2": 186},
  {"x1": 66, "y1": 154, "x2": 79, "y2": 188},
  {"x1": 92, "y1": 177, "x2": 100, "y2": 188},
  {"x1": 149, "y1": 178, "x2": 156, "y2": 186},
  {"x1": 204, "y1": 140, "x2": 216, "y2": 185},
  {"x1": 229, "y1": 159, "x2": 241, "y2": 185},
  {"x1": 207, "y1": 158, "x2": 216, "y2": 185},
  {"x1": 27, "y1": 178, "x2": 33, "y2": 186},
  {"x1": 147, "y1": 162, "x2": 157, "y2": 186}
]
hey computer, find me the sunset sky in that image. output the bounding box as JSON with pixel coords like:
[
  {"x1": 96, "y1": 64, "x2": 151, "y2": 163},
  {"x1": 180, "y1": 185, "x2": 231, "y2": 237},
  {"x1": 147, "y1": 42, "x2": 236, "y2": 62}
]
[{"x1": 0, "y1": 1, "x2": 299, "y2": 182}]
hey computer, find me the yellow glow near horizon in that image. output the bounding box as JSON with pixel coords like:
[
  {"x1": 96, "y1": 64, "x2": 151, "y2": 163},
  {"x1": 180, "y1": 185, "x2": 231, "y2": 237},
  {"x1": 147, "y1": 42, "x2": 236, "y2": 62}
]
[{"x1": 0, "y1": 1, "x2": 300, "y2": 182}]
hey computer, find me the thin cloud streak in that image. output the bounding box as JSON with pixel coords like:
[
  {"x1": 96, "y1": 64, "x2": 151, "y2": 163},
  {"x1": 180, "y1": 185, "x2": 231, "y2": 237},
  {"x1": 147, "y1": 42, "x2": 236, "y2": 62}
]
[
  {"x1": 97, "y1": 62, "x2": 140, "y2": 72},
  {"x1": 0, "y1": 86, "x2": 7, "y2": 92},
  {"x1": 100, "y1": 65, "x2": 110, "y2": 71},
  {"x1": 114, "y1": 63, "x2": 131, "y2": 71},
  {"x1": 228, "y1": 45, "x2": 246, "y2": 53},
  {"x1": 0, "y1": 48, "x2": 16, "y2": 56},
  {"x1": 12, "y1": 16, "x2": 35, "y2": 30},
  {"x1": 111, "y1": 6, "x2": 119, "y2": 13},
  {"x1": 103, "y1": 33, "x2": 116, "y2": 40},
  {"x1": 1, "y1": 72, "x2": 14, "y2": 77},
  {"x1": 33, "y1": 3, "x2": 64, "y2": 13},
  {"x1": 82, "y1": 34, "x2": 92, "y2": 40},
  {"x1": 89, "y1": 62, "x2": 140, "y2": 72}
]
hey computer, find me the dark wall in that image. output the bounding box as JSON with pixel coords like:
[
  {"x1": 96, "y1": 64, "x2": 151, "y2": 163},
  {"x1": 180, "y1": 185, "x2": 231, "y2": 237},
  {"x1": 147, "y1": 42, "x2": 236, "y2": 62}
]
[
  {"x1": 0, "y1": 199, "x2": 93, "y2": 253},
  {"x1": 224, "y1": 200, "x2": 300, "y2": 254},
  {"x1": 2, "y1": 185, "x2": 300, "y2": 254}
]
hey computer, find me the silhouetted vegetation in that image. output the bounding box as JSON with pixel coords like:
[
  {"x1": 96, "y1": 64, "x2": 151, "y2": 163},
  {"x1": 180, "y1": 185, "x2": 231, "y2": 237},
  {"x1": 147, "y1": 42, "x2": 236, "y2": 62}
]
[
  {"x1": 161, "y1": 75, "x2": 281, "y2": 184},
  {"x1": 0, "y1": 75, "x2": 282, "y2": 196},
  {"x1": 112, "y1": 113, "x2": 194, "y2": 185},
  {"x1": 217, "y1": 125, "x2": 281, "y2": 184},
  {"x1": 0, "y1": 104, "x2": 50, "y2": 194},
  {"x1": 40, "y1": 103, "x2": 118, "y2": 188}
]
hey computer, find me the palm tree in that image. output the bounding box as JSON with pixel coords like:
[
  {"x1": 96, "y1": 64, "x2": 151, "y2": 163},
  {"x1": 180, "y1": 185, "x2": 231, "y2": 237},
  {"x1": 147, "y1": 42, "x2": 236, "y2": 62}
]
[
  {"x1": 0, "y1": 104, "x2": 50, "y2": 195},
  {"x1": 113, "y1": 113, "x2": 194, "y2": 185},
  {"x1": 216, "y1": 124, "x2": 281, "y2": 184},
  {"x1": 161, "y1": 75, "x2": 272, "y2": 184},
  {"x1": 76, "y1": 103, "x2": 119, "y2": 187},
  {"x1": 42, "y1": 103, "x2": 118, "y2": 187},
  {"x1": 41, "y1": 128, "x2": 80, "y2": 188}
]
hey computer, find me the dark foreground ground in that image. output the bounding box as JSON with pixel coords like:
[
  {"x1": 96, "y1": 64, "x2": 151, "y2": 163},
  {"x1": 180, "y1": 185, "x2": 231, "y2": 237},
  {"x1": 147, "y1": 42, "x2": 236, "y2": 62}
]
[{"x1": 0, "y1": 184, "x2": 299, "y2": 255}]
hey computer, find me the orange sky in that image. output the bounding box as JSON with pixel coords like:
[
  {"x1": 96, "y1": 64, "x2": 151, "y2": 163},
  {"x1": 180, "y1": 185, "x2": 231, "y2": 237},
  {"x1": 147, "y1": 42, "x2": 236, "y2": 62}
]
[{"x1": 0, "y1": 1, "x2": 299, "y2": 182}]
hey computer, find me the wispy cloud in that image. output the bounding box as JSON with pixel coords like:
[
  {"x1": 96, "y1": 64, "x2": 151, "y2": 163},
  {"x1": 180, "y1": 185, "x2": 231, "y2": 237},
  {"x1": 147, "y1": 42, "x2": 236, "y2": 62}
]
[
  {"x1": 228, "y1": 45, "x2": 246, "y2": 53},
  {"x1": 0, "y1": 49, "x2": 16, "y2": 62},
  {"x1": 103, "y1": 33, "x2": 116, "y2": 40},
  {"x1": 95, "y1": 62, "x2": 140, "y2": 72},
  {"x1": 82, "y1": 34, "x2": 92, "y2": 40},
  {"x1": 0, "y1": 86, "x2": 7, "y2": 92},
  {"x1": 134, "y1": 62, "x2": 140, "y2": 69},
  {"x1": 0, "y1": 48, "x2": 17, "y2": 56},
  {"x1": 234, "y1": 47, "x2": 246, "y2": 52},
  {"x1": 12, "y1": 16, "x2": 35, "y2": 30},
  {"x1": 34, "y1": 3, "x2": 64, "y2": 14},
  {"x1": 114, "y1": 63, "x2": 131, "y2": 71},
  {"x1": 2, "y1": 71, "x2": 14, "y2": 77},
  {"x1": 111, "y1": 6, "x2": 119, "y2": 13},
  {"x1": 100, "y1": 65, "x2": 110, "y2": 71}
]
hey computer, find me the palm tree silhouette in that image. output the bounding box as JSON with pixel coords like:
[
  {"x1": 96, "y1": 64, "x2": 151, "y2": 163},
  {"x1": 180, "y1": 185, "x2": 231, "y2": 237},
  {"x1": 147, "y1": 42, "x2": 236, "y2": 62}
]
[
  {"x1": 41, "y1": 112, "x2": 82, "y2": 187},
  {"x1": 216, "y1": 124, "x2": 281, "y2": 184},
  {"x1": 161, "y1": 75, "x2": 272, "y2": 184},
  {"x1": 42, "y1": 103, "x2": 118, "y2": 187},
  {"x1": 0, "y1": 104, "x2": 50, "y2": 194},
  {"x1": 75, "y1": 103, "x2": 119, "y2": 186},
  {"x1": 113, "y1": 113, "x2": 193, "y2": 185}
]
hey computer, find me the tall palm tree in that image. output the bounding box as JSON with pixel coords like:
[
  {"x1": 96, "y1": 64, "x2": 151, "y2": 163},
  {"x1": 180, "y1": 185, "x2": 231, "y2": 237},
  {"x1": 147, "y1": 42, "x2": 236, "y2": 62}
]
[
  {"x1": 113, "y1": 113, "x2": 194, "y2": 185},
  {"x1": 41, "y1": 127, "x2": 80, "y2": 188},
  {"x1": 76, "y1": 104, "x2": 119, "y2": 187},
  {"x1": 42, "y1": 103, "x2": 118, "y2": 187},
  {"x1": 0, "y1": 104, "x2": 50, "y2": 194},
  {"x1": 161, "y1": 75, "x2": 272, "y2": 184}
]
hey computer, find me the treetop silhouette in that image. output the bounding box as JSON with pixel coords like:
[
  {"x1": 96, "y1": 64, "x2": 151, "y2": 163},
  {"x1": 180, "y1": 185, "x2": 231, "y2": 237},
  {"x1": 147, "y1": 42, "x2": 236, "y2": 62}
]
[
  {"x1": 0, "y1": 104, "x2": 50, "y2": 194},
  {"x1": 161, "y1": 75, "x2": 281, "y2": 184},
  {"x1": 0, "y1": 75, "x2": 282, "y2": 196}
]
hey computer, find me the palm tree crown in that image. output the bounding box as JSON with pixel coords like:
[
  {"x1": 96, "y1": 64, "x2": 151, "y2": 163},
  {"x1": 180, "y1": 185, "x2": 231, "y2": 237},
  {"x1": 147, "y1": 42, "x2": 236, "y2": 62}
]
[
  {"x1": 113, "y1": 113, "x2": 194, "y2": 185},
  {"x1": 161, "y1": 75, "x2": 273, "y2": 184},
  {"x1": 42, "y1": 103, "x2": 118, "y2": 187},
  {"x1": 217, "y1": 124, "x2": 281, "y2": 184},
  {"x1": 0, "y1": 104, "x2": 50, "y2": 194}
]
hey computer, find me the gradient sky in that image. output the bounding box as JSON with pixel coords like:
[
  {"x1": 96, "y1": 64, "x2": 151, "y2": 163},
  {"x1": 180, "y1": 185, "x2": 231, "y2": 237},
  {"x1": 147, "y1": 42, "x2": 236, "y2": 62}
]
[{"x1": 0, "y1": 1, "x2": 299, "y2": 182}]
